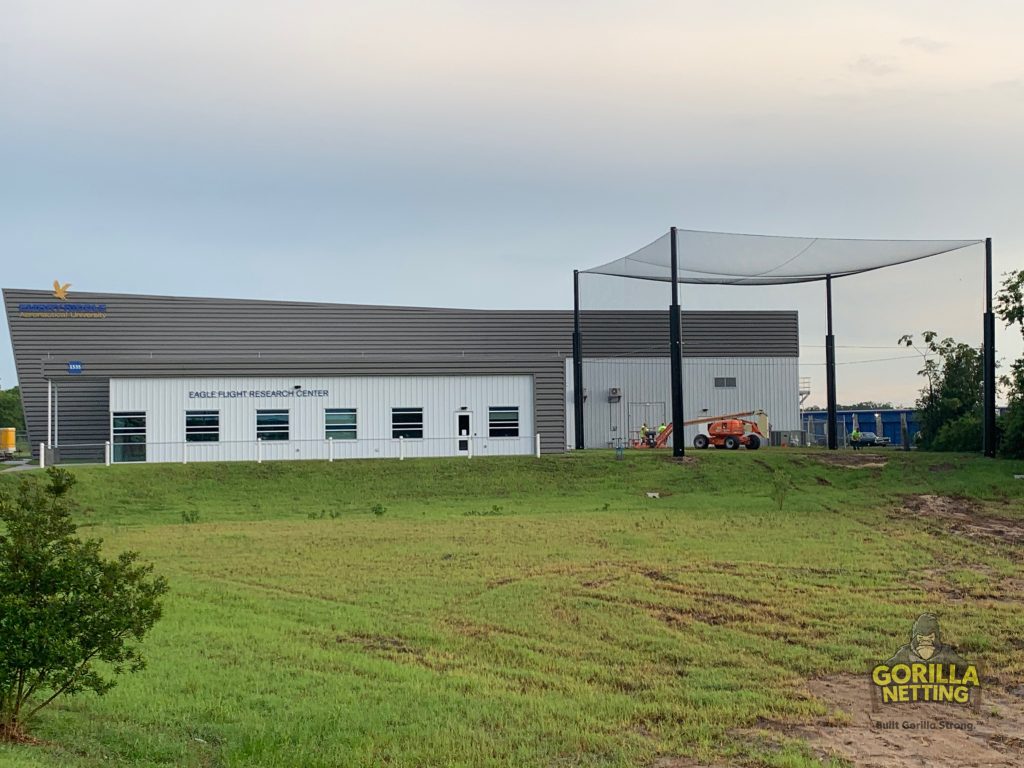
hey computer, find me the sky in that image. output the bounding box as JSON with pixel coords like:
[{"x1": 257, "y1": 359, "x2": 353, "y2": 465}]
[{"x1": 1, "y1": 0, "x2": 1022, "y2": 407}]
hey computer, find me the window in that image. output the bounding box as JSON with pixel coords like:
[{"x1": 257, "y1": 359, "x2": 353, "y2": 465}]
[
  {"x1": 488, "y1": 406, "x2": 520, "y2": 437},
  {"x1": 256, "y1": 409, "x2": 289, "y2": 440},
  {"x1": 392, "y1": 407, "x2": 423, "y2": 439},
  {"x1": 325, "y1": 408, "x2": 357, "y2": 440},
  {"x1": 112, "y1": 411, "x2": 146, "y2": 463},
  {"x1": 714, "y1": 377, "x2": 737, "y2": 389},
  {"x1": 185, "y1": 410, "x2": 220, "y2": 442}
]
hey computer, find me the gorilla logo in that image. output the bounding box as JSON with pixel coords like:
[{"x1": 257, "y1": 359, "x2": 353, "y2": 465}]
[{"x1": 885, "y1": 613, "x2": 969, "y2": 668}]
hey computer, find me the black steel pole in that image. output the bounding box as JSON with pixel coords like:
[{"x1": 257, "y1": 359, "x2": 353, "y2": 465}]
[
  {"x1": 983, "y1": 237, "x2": 997, "y2": 457},
  {"x1": 572, "y1": 269, "x2": 585, "y2": 450},
  {"x1": 825, "y1": 275, "x2": 838, "y2": 450},
  {"x1": 669, "y1": 227, "x2": 685, "y2": 457}
]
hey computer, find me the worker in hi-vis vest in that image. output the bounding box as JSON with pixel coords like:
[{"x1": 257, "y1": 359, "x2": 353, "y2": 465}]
[{"x1": 850, "y1": 428, "x2": 862, "y2": 450}]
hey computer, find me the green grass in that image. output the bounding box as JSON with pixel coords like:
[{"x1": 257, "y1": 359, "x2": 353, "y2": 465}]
[{"x1": 1, "y1": 448, "x2": 1022, "y2": 767}]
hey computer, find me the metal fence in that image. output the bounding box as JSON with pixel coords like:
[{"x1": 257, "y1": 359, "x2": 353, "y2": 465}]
[{"x1": 37, "y1": 434, "x2": 544, "y2": 468}]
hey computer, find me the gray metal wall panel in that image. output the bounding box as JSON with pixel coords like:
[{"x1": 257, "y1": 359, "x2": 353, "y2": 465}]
[
  {"x1": 565, "y1": 357, "x2": 800, "y2": 449},
  {"x1": 5, "y1": 288, "x2": 797, "y2": 454}
]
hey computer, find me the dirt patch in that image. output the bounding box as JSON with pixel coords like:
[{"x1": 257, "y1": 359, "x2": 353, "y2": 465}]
[
  {"x1": 899, "y1": 495, "x2": 1024, "y2": 546},
  {"x1": 915, "y1": 564, "x2": 1024, "y2": 604},
  {"x1": 815, "y1": 452, "x2": 888, "y2": 469},
  {"x1": 665, "y1": 456, "x2": 699, "y2": 465},
  {"x1": 929, "y1": 462, "x2": 958, "y2": 473},
  {"x1": 649, "y1": 759, "x2": 726, "y2": 768},
  {"x1": 337, "y1": 632, "x2": 422, "y2": 657},
  {"x1": 746, "y1": 674, "x2": 1024, "y2": 768},
  {"x1": 0, "y1": 725, "x2": 45, "y2": 745}
]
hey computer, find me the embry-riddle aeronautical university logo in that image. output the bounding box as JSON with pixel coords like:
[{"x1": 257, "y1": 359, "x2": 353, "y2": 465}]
[
  {"x1": 872, "y1": 613, "x2": 980, "y2": 706},
  {"x1": 16, "y1": 281, "x2": 105, "y2": 318}
]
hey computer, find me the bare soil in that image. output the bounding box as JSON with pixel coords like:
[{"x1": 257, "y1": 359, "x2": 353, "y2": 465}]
[
  {"x1": 815, "y1": 453, "x2": 888, "y2": 469},
  {"x1": 758, "y1": 674, "x2": 1024, "y2": 768},
  {"x1": 0, "y1": 723, "x2": 44, "y2": 745},
  {"x1": 899, "y1": 494, "x2": 1024, "y2": 546}
]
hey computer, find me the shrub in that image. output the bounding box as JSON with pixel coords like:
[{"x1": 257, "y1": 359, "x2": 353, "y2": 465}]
[
  {"x1": 0, "y1": 468, "x2": 168, "y2": 741},
  {"x1": 998, "y1": 402, "x2": 1024, "y2": 459},
  {"x1": 931, "y1": 413, "x2": 983, "y2": 452},
  {"x1": 769, "y1": 470, "x2": 792, "y2": 511},
  {"x1": 180, "y1": 509, "x2": 200, "y2": 524}
]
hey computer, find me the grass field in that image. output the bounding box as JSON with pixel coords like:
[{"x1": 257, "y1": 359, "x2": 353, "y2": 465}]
[{"x1": 1, "y1": 449, "x2": 1023, "y2": 767}]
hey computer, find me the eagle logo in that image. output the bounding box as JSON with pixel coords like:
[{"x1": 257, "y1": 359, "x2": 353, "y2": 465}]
[{"x1": 52, "y1": 280, "x2": 71, "y2": 300}]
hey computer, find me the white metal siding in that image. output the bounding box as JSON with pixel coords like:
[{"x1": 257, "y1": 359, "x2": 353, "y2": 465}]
[
  {"x1": 109, "y1": 375, "x2": 534, "y2": 463},
  {"x1": 564, "y1": 357, "x2": 799, "y2": 448}
]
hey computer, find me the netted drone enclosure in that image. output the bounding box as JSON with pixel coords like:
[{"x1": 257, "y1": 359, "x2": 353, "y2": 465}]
[{"x1": 573, "y1": 228, "x2": 991, "y2": 454}]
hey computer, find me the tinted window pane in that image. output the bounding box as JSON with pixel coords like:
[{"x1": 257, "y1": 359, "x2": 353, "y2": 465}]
[
  {"x1": 326, "y1": 409, "x2": 357, "y2": 425},
  {"x1": 113, "y1": 416, "x2": 146, "y2": 430},
  {"x1": 392, "y1": 412, "x2": 423, "y2": 425}
]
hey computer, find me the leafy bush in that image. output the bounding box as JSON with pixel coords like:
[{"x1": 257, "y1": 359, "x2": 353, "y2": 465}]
[
  {"x1": 0, "y1": 468, "x2": 168, "y2": 741},
  {"x1": 998, "y1": 402, "x2": 1024, "y2": 459},
  {"x1": 0, "y1": 387, "x2": 23, "y2": 432},
  {"x1": 931, "y1": 413, "x2": 983, "y2": 453},
  {"x1": 900, "y1": 332, "x2": 982, "y2": 450}
]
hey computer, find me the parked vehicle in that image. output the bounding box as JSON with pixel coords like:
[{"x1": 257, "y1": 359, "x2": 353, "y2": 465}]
[{"x1": 853, "y1": 431, "x2": 890, "y2": 447}]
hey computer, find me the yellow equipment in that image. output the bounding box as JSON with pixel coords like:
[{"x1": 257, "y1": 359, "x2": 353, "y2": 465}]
[{"x1": 0, "y1": 427, "x2": 15, "y2": 457}]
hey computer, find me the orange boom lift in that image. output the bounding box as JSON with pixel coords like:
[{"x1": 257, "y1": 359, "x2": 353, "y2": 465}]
[{"x1": 634, "y1": 410, "x2": 767, "y2": 451}]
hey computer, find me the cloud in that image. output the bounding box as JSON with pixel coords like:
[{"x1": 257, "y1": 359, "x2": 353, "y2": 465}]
[
  {"x1": 992, "y1": 79, "x2": 1024, "y2": 100},
  {"x1": 850, "y1": 56, "x2": 899, "y2": 77},
  {"x1": 900, "y1": 36, "x2": 950, "y2": 53}
]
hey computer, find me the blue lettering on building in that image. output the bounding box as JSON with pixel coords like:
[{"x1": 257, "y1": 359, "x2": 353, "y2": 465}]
[
  {"x1": 19, "y1": 303, "x2": 107, "y2": 317},
  {"x1": 67, "y1": 361, "x2": 84, "y2": 375}
]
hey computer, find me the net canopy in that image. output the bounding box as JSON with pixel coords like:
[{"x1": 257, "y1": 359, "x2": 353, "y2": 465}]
[{"x1": 582, "y1": 229, "x2": 982, "y2": 285}]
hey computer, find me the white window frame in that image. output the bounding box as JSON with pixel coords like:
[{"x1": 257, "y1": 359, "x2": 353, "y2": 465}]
[
  {"x1": 325, "y1": 408, "x2": 358, "y2": 440},
  {"x1": 391, "y1": 407, "x2": 424, "y2": 439},
  {"x1": 488, "y1": 406, "x2": 520, "y2": 438},
  {"x1": 256, "y1": 409, "x2": 290, "y2": 441},
  {"x1": 185, "y1": 410, "x2": 220, "y2": 442}
]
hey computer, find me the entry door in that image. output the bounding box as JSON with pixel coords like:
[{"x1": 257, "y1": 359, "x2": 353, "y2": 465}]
[{"x1": 456, "y1": 412, "x2": 471, "y2": 452}]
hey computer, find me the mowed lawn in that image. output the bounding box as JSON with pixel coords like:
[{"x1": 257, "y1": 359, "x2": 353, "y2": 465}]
[{"x1": 1, "y1": 449, "x2": 1023, "y2": 768}]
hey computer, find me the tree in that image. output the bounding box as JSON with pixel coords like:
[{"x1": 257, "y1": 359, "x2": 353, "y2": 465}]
[
  {"x1": 0, "y1": 468, "x2": 168, "y2": 741},
  {"x1": 996, "y1": 270, "x2": 1024, "y2": 458},
  {"x1": 0, "y1": 387, "x2": 23, "y2": 432},
  {"x1": 899, "y1": 331, "x2": 983, "y2": 451}
]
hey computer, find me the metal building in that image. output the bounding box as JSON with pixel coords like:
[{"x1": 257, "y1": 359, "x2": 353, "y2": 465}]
[{"x1": 3, "y1": 287, "x2": 800, "y2": 463}]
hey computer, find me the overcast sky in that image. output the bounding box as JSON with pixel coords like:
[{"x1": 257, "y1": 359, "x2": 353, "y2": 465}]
[{"x1": 2, "y1": 0, "x2": 1021, "y2": 407}]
